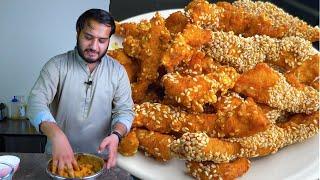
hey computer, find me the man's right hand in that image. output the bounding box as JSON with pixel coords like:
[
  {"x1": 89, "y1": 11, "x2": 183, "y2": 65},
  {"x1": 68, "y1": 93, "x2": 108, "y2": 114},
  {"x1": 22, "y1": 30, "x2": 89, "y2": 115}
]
[
  {"x1": 51, "y1": 131, "x2": 79, "y2": 177},
  {"x1": 40, "y1": 121, "x2": 79, "y2": 177}
]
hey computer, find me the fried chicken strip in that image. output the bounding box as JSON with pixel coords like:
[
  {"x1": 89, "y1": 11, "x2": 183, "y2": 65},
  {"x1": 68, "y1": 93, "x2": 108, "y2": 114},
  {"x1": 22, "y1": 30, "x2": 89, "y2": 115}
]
[
  {"x1": 185, "y1": 0, "x2": 319, "y2": 42},
  {"x1": 214, "y1": 93, "x2": 270, "y2": 138},
  {"x1": 123, "y1": 13, "x2": 171, "y2": 82},
  {"x1": 233, "y1": 63, "x2": 319, "y2": 114},
  {"x1": 118, "y1": 130, "x2": 139, "y2": 156},
  {"x1": 171, "y1": 132, "x2": 240, "y2": 163},
  {"x1": 118, "y1": 128, "x2": 174, "y2": 162},
  {"x1": 165, "y1": 11, "x2": 189, "y2": 35},
  {"x1": 285, "y1": 54, "x2": 320, "y2": 90},
  {"x1": 230, "y1": 112, "x2": 319, "y2": 157},
  {"x1": 174, "y1": 50, "x2": 223, "y2": 76},
  {"x1": 185, "y1": 0, "x2": 286, "y2": 38},
  {"x1": 204, "y1": 31, "x2": 315, "y2": 72},
  {"x1": 171, "y1": 112, "x2": 319, "y2": 163},
  {"x1": 135, "y1": 129, "x2": 174, "y2": 162},
  {"x1": 162, "y1": 66, "x2": 239, "y2": 112},
  {"x1": 131, "y1": 81, "x2": 152, "y2": 103},
  {"x1": 233, "y1": 0, "x2": 320, "y2": 42},
  {"x1": 115, "y1": 21, "x2": 140, "y2": 38},
  {"x1": 133, "y1": 99, "x2": 269, "y2": 138},
  {"x1": 161, "y1": 24, "x2": 212, "y2": 72},
  {"x1": 133, "y1": 102, "x2": 217, "y2": 135},
  {"x1": 186, "y1": 158, "x2": 250, "y2": 180},
  {"x1": 107, "y1": 48, "x2": 139, "y2": 82},
  {"x1": 257, "y1": 103, "x2": 286, "y2": 124}
]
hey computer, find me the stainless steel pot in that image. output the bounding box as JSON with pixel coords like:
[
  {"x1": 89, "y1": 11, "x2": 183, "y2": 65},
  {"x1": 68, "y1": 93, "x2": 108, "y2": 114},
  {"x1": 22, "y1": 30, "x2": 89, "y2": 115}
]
[{"x1": 46, "y1": 153, "x2": 106, "y2": 180}]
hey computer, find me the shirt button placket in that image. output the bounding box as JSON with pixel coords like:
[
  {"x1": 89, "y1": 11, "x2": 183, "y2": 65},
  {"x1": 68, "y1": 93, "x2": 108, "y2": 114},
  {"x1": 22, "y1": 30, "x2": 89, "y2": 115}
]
[{"x1": 84, "y1": 77, "x2": 92, "y2": 118}]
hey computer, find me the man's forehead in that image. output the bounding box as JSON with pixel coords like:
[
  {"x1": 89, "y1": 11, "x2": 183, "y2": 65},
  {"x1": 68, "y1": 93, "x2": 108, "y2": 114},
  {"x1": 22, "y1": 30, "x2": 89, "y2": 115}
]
[{"x1": 85, "y1": 19, "x2": 111, "y2": 30}]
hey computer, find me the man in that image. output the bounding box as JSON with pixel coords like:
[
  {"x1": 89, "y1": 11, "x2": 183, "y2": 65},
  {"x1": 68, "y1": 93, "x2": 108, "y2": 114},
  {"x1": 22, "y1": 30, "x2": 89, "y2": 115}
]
[{"x1": 27, "y1": 9, "x2": 134, "y2": 177}]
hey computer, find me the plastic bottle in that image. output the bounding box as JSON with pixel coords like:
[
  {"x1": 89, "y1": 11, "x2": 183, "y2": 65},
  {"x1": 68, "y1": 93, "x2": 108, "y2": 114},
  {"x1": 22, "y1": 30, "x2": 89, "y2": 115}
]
[
  {"x1": 0, "y1": 103, "x2": 5, "y2": 120},
  {"x1": 9, "y1": 96, "x2": 20, "y2": 119},
  {"x1": 17, "y1": 96, "x2": 26, "y2": 119}
]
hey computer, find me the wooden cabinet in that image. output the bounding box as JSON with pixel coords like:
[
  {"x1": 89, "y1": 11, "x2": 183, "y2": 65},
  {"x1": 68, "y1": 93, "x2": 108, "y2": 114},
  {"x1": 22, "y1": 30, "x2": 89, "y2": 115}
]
[
  {"x1": 0, "y1": 118, "x2": 47, "y2": 153},
  {"x1": 1, "y1": 135, "x2": 46, "y2": 153}
]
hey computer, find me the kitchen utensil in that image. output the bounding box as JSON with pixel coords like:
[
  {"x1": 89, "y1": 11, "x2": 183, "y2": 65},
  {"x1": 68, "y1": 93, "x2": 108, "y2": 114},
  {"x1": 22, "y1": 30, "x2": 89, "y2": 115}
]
[
  {"x1": 0, "y1": 163, "x2": 14, "y2": 180},
  {"x1": 46, "y1": 153, "x2": 106, "y2": 180}
]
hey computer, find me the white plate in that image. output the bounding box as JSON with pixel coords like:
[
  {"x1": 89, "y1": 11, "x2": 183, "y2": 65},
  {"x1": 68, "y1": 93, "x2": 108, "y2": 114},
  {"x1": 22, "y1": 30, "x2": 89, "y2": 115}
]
[
  {"x1": 112, "y1": 9, "x2": 320, "y2": 180},
  {"x1": 0, "y1": 155, "x2": 20, "y2": 172}
]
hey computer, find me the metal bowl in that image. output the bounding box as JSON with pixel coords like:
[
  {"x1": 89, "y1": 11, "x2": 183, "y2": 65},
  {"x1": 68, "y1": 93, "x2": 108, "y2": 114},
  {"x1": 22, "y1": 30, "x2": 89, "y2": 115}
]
[{"x1": 46, "y1": 153, "x2": 106, "y2": 180}]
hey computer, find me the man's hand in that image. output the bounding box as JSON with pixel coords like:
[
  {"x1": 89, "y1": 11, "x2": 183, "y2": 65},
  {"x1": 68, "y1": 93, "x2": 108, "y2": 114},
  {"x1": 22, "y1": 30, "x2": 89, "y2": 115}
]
[
  {"x1": 40, "y1": 121, "x2": 79, "y2": 177},
  {"x1": 51, "y1": 132, "x2": 79, "y2": 177},
  {"x1": 98, "y1": 134, "x2": 119, "y2": 169}
]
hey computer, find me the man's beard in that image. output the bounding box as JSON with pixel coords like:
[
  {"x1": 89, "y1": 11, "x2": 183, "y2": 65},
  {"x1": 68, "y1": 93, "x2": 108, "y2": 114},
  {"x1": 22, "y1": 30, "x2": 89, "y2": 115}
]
[{"x1": 76, "y1": 38, "x2": 109, "y2": 64}]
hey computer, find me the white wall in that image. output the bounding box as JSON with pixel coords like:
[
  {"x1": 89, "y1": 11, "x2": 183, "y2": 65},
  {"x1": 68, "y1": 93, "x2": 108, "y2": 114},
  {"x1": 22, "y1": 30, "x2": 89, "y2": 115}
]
[{"x1": 0, "y1": 0, "x2": 109, "y2": 106}]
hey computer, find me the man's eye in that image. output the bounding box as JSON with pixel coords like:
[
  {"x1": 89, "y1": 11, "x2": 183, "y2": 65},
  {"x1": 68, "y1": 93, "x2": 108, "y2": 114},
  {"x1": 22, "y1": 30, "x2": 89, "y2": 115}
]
[
  {"x1": 85, "y1": 35, "x2": 93, "y2": 40},
  {"x1": 99, "y1": 39, "x2": 108, "y2": 43}
]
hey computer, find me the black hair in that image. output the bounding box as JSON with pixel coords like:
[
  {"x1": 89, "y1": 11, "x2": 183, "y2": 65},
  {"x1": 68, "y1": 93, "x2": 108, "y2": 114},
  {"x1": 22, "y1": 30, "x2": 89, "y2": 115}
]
[{"x1": 76, "y1": 9, "x2": 115, "y2": 36}]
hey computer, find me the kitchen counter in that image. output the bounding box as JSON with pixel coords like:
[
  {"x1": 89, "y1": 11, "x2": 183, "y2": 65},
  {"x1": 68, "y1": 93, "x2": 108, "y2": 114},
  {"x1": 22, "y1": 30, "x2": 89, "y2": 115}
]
[
  {"x1": 0, "y1": 118, "x2": 38, "y2": 135},
  {"x1": 0, "y1": 152, "x2": 132, "y2": 180}
]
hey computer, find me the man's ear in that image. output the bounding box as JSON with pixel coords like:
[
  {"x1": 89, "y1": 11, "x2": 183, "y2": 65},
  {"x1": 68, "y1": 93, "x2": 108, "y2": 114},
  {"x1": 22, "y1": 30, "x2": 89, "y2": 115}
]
[{"x1": 76, "y1": 30, "x2": 80, "y2": 39}]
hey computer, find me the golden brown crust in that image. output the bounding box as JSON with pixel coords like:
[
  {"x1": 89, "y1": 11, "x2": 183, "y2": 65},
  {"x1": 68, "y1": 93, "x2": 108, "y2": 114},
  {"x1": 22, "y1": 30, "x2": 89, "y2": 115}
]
[
  {"x1": 113, "y1": 1, "x2": 319, "y2": 178},
  {"x1": 118, "y1": 130, "x2": 139, "y2": 156},
  {"x1": 185, "y1": 0, "x2": 320, "y2": 42},
  {"x1": 133, "y1": 100, "x2": 269, "y2": 138},
  {"x1": 204, "y1": 31, "x2": 315, "y2": 73},
  {"x1": 285, "y1": 54, "x2": 320, "y2": 90},
  {"x1": 233, "y1": 0, "x2": 320, "y2": 42},
  {"x1": 186, "y1": 158, "x2": 251, "y2": 180},
  {"x1": 171, "y1": 111, "x2": 319, "y2": 162},
  {"x1": 215, "y1": 96, "x2": 270, "y2": 138},
  {"x1": 135, "y1": 129, "x2": 174, "y2": 162},
  {"x1": 165, "y1": 11, "x2": 189, "y2": 35},
  {"x1": 234, "y1": 63, "x2": 319, "y2": 114},
  {"x1": 107, "y1": 48, "x2": 139, "y2": 83},
  {"x1": 161, "y1": 24, "x2": 212, "y2": 72},
  {"x1": 132, "y1": 102, "x2": 217, "y2": 135},
  {"x1": 162, "y1": 66, "x2": 239, "y2": 112},
  {"x1": 233, "y1": 63, "x2": 280, "y2": 102},
  {"x1": 115, "y1": 21, "x2": 140, "y2": 38}
]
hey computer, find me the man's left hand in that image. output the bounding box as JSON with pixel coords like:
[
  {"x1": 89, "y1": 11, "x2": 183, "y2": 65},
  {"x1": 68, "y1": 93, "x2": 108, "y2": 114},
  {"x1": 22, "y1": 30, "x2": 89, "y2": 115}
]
[{"x1": 98, "y1": 134, "x2": 119, "y2": 169}]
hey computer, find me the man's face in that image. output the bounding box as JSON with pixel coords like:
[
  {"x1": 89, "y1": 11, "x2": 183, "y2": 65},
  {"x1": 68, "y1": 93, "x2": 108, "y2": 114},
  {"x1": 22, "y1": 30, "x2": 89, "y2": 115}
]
[{"x1": 77, "y1": 19, "x2": 112, "y2": 63}]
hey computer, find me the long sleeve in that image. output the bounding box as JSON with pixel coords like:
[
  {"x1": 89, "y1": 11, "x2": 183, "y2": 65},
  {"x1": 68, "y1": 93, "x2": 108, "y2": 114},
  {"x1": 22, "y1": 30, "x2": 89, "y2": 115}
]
[
  {"x1": 111, "y1": 65, "x2": 135, "y2": 133},
  {"x1": 27, "y1": 59, "x2": 59, "y2": 132}
]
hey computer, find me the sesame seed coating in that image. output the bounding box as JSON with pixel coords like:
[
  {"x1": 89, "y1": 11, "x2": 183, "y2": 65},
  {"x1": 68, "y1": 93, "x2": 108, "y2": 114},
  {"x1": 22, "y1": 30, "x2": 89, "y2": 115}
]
[
  {"x1": 172, "y1": 111, "x2": 318, "y2": 162},
  {"x1": 284, "y1": 54, "x2": 320, "y2": 90},
  {"x1": 185, "y1": 0, "x2": 320, "y2": 41},
  {"x1": 118, "y1": 130, "x2": 139, "y2": 156},
  {"x1": 171, "y1": 132, "x2": 240, "y2": 163},
  {"x1": 133, "y1": 102, "x2": 218, "y2": 135},
  {"x1": 233, "y1": 0, "x2": 320, "y2": 42},
  {"x1": 260, "y1": 106, "x2": 285, "y2": 124},
  {"x1": 186, "y1": 158, "x2": 250, "y2": 180},
  {"x1": 136, "y1": 129, "x2": 174, "y2": 162},
  {"x1": 161, "y1": 24, "x2": 212, "y2": 72},
  {"x1": 214, "y1": 93, "x2": 270, "y2": 138},
  {"x1": 115, "y1": 1, "x2": 319, "y2": 178},
  {"x1": 162, "y1": 66, "x2": 239, "y2": 112},
  {"x1": 204, "y1": 31, "x2": 314, "y2": 73},
  {"x1": 267, "y1": 72, "x2": 319, "y2": 114},
  {"x1": 234, "y1": 63, "x2": 319, "y2": 114},
  {"x1": 134, "y1": 98, "x2": 270, "y2": 139}
]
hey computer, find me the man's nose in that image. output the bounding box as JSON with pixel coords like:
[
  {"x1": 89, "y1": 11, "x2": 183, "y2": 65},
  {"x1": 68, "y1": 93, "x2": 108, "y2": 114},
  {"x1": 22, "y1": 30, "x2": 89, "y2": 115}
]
[{"x1": 89, "y1": 39, "x2": 99, "y2": 50}]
